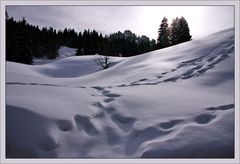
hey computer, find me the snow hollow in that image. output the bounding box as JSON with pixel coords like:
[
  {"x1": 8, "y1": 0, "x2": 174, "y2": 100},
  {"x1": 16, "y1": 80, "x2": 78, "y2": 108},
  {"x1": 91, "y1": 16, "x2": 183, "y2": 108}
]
[{"x1": 6, "y1": 28, "x2": 234, "y2": 158}]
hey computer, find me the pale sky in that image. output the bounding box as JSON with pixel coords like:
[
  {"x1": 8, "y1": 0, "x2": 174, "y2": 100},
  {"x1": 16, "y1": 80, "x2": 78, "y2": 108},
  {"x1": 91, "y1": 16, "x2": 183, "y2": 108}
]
[{"x1": 6, "y1": 6, "x2": 234, "y2": 40}]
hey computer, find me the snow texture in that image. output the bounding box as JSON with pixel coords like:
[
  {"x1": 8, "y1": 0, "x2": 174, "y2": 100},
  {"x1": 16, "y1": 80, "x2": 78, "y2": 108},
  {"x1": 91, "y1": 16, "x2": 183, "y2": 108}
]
[{"x1": 6, "y1": 28, "x2": 234, "y2": 158}]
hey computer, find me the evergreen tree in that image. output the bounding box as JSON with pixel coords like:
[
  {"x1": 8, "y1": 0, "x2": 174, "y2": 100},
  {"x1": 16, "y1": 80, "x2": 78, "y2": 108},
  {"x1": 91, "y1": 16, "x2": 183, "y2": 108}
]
[
  {"x1": 157, "y1": 17, "x2": 170, "y2": 49},
  {"x1": 6, "y1": 17, "x2": 33, "y2": 64},
  {"x1": 169, "y1": 17, "x2": 180, "y2": 45},
  {"x1": 177, "y1": 16, "x2": 192, "y2": 43},
  {"x1": 6, "y1": 15, "x2": 157, "y2": 64},
  {"x1": 169, "y1": 17, "x2": 191, "y2": 45}
]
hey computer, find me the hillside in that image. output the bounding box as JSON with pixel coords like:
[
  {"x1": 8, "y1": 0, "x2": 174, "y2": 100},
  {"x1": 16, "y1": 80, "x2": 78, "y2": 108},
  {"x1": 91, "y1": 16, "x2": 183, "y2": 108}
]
[{"x1": 6, "y1": 28, "x2": 234, "y2": 158}]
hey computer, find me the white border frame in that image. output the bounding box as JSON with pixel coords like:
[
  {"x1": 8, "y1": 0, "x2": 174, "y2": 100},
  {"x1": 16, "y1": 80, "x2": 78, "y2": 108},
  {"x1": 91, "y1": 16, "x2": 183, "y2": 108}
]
[{"x1": 0, "y1": 1, "x2": 239, "y2": 164}]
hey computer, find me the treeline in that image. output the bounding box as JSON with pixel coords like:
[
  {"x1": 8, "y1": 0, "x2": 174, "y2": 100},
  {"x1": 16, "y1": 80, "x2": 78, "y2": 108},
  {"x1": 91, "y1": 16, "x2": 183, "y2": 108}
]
[
  {"x1": 6, "y1": 14, "x2": 192, "y2": 65},
  {"x1": 6, "y1": 15, "x2": 156, "y2": 64},
  {"x1": 76, "y1": 30, "x2": 156, "y2": 57},
  {"x1": 157, "y1": 16, "x2": 192, "y2": 49},
  {"x1": 6, "y1": 16, "x2": 61, "y2": 64}
]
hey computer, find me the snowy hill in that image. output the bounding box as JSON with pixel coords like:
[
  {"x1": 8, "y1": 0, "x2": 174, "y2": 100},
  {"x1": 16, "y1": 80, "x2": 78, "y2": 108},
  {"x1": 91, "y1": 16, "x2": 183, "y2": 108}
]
[
  {"x1": 33, "y1": 46, "x2": 77, "y2": 65},
  {"x1": 6, "y1": 28, "x2": 234, "y2": 158}
]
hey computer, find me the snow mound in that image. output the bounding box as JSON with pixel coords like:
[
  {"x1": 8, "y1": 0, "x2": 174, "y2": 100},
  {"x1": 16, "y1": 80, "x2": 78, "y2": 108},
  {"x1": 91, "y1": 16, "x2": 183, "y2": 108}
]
[
  {"x1": 6, "y1": 28, "x2": 234, "y2": 158},
  {"x1": 33, "y1": 46, "x2": 77, "y2": 65},
  {"x1": 58, "y1": 46, "x2": 77, "y2": 58}
]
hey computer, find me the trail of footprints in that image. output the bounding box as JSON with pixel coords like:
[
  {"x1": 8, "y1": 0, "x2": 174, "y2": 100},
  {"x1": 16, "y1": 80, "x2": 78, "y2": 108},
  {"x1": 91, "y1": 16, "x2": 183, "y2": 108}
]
[
  {"x1": 53, "y1": 84, "x2": 234, "y2": 155},
  {"x1": 54, "y1": 85, "x2": 137, "y2": 148},
  {"x1": 14, "y1": 82, "x2": 233, "y2": 153},
  {"x1": 116, "y1": 40, "x2": 234, "y2": 88},
  {"x1": 8, "y1": 39, "x2": 234, "y2": 154},
  {"x1": 91, "y1": 86, "x2": 136, "y2": 133},
  {"x1": 125, "y1": 103, "x2": 234, "y2": 155}
]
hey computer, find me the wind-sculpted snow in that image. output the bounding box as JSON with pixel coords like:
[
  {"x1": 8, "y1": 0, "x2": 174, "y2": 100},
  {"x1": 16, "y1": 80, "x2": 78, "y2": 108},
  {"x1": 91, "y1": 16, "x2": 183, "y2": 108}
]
[{"x1": 6, "y1": 28, "x2": 234, "y2": 158}]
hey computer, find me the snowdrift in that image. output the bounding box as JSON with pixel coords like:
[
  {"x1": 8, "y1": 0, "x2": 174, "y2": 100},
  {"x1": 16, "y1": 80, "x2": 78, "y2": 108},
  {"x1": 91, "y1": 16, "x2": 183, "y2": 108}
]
[{"x1": 6, "y1": 28, "x2": 234, "y2": 158}]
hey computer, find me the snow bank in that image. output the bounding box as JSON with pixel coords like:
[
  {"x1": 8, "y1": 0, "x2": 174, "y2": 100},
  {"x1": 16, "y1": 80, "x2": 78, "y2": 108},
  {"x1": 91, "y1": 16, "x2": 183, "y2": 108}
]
[
  {"x1": 6, "y1": 28, "x2": 234, "y2": 158},
  {"x1": 58, "y1": 46, "x2": 77, "y2": 58}
]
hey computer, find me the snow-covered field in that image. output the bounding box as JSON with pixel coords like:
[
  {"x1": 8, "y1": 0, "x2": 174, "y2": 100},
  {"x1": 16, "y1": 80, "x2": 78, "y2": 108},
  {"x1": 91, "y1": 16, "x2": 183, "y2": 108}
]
[{"x1": 6, "y1": 28, "x2": 234, "y2": 158}]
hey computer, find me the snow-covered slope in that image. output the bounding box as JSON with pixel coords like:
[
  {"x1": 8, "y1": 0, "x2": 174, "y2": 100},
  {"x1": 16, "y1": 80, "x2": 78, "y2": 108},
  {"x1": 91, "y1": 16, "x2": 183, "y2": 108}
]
[
  {"x1": 58, "y1": 46, "x2": 77, "y2": 58},
  {"x1": 33, "y1": 46, "x2": 77, "y2": 65},
  {"x1": 6, "y1": 28, "x2": 234, "y2": 158}
]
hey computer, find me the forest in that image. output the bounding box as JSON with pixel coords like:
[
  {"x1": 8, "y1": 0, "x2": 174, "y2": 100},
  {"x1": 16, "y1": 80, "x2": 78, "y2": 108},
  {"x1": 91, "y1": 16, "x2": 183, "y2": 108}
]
[{"x1": 6, "y1": 13, "x2": 191, "y2": 64}]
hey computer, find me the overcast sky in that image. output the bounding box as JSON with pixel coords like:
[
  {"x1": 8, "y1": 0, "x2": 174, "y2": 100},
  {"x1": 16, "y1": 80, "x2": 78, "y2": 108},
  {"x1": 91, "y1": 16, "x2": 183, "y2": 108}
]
[{"x1": 6, "y1": 6, "x2": 234, "y2": 40}]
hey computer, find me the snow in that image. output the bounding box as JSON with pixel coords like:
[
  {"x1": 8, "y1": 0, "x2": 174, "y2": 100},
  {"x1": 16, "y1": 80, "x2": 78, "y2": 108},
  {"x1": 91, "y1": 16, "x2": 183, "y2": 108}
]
[
  {"x1": 57, "y1": 46, "x2": 77, "y2": 58},
  {"x1": 33, "y1": 46, "x2": 77, "y2": 65},
  {"x1": 6, "y1": 28, "x2": 234, "y2": 158}
]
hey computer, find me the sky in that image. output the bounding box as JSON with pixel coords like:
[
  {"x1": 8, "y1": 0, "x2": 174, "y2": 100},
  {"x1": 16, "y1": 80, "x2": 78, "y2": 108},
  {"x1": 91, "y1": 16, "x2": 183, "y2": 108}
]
[{"x1": 6, "y1": 6, "x2": 234, "y2": 40}]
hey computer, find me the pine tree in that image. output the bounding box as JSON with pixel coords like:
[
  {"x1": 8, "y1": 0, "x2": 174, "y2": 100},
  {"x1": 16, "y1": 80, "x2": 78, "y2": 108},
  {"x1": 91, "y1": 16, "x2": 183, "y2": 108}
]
[
  {"x1": 169, "y1": 17, "x2": 180, "y2": 45},
  {"x1": 169, "y1": 17, "x2": 191, "y2": 45},
  {"x1": 178, "y1": 16, "x2": 192, "y2": 43},
  {"x1": 157, "y1": 17, "x2": 170, "y2": 49},
  {"x1": 7, "y1": 17, "x2": 33, "y2": 64}
]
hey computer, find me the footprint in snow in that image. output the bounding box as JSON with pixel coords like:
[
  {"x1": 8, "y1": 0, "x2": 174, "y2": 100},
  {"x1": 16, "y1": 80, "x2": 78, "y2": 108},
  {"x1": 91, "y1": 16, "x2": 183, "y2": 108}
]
[
  {"x1": 39, "y1": 136, "x2": 59, "y2": 151},
  {"x1": 104, "y1": 126, "x2": 120, "y2": 145},
  {"x1": 91, "y1": 86, "x2": 104, "y2": 90},
  {"x1": 205, "y1": 104, "x2": 234, "y2": 111},
  {"x1": 103, "y1": 93, "x2": 121, "y2": 98},
  {"x1": 56, "y1": 119, "x2": 73, "y2": 131},
  {"x1": 74, "y1": 115, "x2": 99, "y2": 136},
  {"x1": 111, "y1": 113, "x2": 136, "y2": 132},
  {"x1": 158, "y1": 119, "x2": 183, "y2": 130},
  {"x1": 193, "y1": 113, "x2": 216, "y2": 124},
  {"x1": 92, "y1": 102, "x2": 116, "y2": 114},
  {"x1": 103, "y1": 98, "x2": 115, "y2": 103},
  {"x1": 125, "y1": 126, "x2": 172, "y2": 156}
]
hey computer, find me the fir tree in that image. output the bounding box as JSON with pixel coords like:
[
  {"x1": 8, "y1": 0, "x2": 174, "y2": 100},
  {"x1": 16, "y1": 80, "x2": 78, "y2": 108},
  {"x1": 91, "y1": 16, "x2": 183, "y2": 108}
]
[
  {"x1": 169, "y1": 17, "x2": 180, "y2": 45},
  {"x1": 169, "y1": 17, "x2": 192, "y2": 45},
  {"x1": 177, "y1": 16, "x2": 192, "y2": 43},
  {"x1": 157, "y1": 17, "x2": 170, "y2": 49},
  {"x1": 6, "y1": 17, "x2": 33, "y2": 64}
]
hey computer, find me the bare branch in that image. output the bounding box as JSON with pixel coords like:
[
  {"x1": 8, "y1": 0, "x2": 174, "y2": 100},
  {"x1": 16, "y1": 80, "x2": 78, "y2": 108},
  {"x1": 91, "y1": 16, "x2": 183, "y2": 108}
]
[{"x1": 94, "y1": 54, "x2": 111, "y2": 69}]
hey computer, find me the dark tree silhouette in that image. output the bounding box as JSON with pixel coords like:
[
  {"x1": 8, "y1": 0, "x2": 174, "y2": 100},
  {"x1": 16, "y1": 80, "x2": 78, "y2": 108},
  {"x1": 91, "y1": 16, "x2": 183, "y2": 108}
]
[
  {"x1": 157, "y1": 17, "x2": 170, "y2": 49},
  {"x1": 177, "y1": 16, "x2": 192, "y2": 43},
  {"x1": 6, "y1": 14, "x2": 157, "y2": 65},
  {"x1": 6, "y1": 17, "x2": 33, "y2": 64},
  {"x1": 169, "y1": 17, "x2": 192, "y2": 45},
  {"x1": 94, "y1": 54, "x2": 111, "y2": 69},
  {"x1": 169, "y1": 17, "x2": 180, "y2": 45}
]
